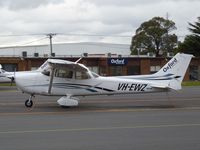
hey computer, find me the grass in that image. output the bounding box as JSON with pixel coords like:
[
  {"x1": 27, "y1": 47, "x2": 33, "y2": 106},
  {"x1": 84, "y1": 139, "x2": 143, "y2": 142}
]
[
  {"x1": 0, "y1": 83, "x2": 16, "y2": 86},
  {"x1": 182, "y1": 81, "x2": 200, "y2": 86}
]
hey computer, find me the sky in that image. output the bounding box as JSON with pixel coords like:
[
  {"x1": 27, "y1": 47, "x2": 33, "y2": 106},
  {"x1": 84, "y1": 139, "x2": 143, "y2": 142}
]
[{"x1": 0, "y1": 0, "x2": 199, "y2": 47}]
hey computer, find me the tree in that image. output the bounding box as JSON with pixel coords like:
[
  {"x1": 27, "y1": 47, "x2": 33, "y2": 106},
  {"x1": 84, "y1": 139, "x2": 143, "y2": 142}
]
[
  {"x1": 189, "y1": 17, "x2": 200, "y2": 35},
  {"x1": 130, "y1": 17, "x2": 177, "y2": 57},
  {"x1": 179, "y1": 17, "x2": 200, "y2": 56}
]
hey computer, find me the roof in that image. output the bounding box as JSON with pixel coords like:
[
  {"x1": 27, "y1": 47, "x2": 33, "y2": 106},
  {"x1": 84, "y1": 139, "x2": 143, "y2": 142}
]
[{"x1": 0, "y1": 42, "x2": 130, "y2": 57}]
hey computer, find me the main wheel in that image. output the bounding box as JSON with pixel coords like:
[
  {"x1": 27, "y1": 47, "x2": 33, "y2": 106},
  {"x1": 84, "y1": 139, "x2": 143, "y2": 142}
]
[{"x1": 25, "y1": 99, "x2": 33, "y2": 108}]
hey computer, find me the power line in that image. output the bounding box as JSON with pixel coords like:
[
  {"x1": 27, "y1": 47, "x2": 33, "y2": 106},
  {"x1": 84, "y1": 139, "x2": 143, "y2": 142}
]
[
  {"x1": 0, "y1": 33, "x2": 132, "y2": 38},
  {"x1": 0, "y1": 33, "x2": 46, "y2": 37},
  {"x1": 59, "y1": 33, "x2": 132, "y2": 38},
  {"x1": 0, "y1": 37, "x2": 48, "y2": 47},
  {"x1": 0, "y1": 33, "x2": 187, "y2": 41},
  {"x1": 20, "y1": 37, "x2": 48, "y2": 46},
  {"x1": 0, "y1": 32, "x2": 187, "y2": 48}
]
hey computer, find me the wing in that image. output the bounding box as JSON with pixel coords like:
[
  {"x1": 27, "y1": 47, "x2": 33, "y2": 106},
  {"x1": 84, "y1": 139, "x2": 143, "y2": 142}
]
[{"x1": 47, "y1": 59, "x2": 88, "y2": 72}]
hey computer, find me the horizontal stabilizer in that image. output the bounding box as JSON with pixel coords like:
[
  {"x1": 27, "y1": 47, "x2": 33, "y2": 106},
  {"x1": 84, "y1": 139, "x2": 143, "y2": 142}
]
[{"x1": 151, "y1": 84, "x2": 169, "y2": 89}]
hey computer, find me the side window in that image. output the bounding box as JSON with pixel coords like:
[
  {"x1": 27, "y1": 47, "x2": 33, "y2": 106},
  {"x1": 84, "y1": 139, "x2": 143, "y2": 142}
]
[
  {"x1": 55, "y1": 69, "x2": 73, "y2": 79},
  {"x1": 75, "y1": 71, "x2": 90, "y2": 79}
]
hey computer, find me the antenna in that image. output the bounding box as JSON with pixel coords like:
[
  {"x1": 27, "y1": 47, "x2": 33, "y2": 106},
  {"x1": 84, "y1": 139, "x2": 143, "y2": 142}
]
[{"x1": 166, "y1": 12, "x2": 169, "y2": 20}]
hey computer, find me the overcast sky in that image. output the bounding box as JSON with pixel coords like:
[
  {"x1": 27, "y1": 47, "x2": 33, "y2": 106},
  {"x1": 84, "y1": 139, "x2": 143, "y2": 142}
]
[{"x1": 0, "y1": 0, "x2": 199, "y2": 47}]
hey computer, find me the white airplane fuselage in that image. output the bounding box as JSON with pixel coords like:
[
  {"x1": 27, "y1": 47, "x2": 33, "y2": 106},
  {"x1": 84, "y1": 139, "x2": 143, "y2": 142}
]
[{"x1": 15, "y1": 71, "x2": 166, "y2": 97}]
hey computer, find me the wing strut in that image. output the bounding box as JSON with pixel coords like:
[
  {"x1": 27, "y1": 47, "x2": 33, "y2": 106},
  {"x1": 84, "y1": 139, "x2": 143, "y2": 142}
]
[
  {"x1": 48, "y1": 67, "x2": 55, "y2": 94},
  {"x1": 75, "y1": 57, "x2": 82, "y2": 64}
]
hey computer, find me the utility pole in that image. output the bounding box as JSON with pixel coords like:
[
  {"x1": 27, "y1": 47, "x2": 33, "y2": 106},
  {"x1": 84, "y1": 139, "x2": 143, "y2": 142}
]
[{"x1": 46, "y1": 33, "x2": 56, "y2": 57}]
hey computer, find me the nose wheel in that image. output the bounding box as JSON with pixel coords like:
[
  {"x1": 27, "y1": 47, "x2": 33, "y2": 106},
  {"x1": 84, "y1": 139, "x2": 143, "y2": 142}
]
[{"x1": 25, "y1": 95, "x2": 34, "y2": 108}]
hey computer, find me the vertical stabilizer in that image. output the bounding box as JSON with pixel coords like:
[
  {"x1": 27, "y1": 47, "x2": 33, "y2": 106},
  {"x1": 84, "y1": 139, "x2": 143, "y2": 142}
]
[{"x1": 154, "y1": 53, "x2": 193, "y2": 90}]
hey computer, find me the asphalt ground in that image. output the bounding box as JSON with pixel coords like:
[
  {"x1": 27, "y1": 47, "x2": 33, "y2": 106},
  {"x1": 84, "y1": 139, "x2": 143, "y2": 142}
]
[{"x1": 0, "y1": 86, "x2": 200, "y2": 150}]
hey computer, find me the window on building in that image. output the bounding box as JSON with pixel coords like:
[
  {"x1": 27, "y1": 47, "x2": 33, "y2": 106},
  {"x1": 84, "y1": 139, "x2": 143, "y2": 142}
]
[
  {"x1": 127, "y1": 66, "x2": 140, "y2": 75},
  {"x1": 110, "y1": 66, "x2": 123, "y2": 76},
  {"x1": 99, "y1": 67, "x2": 107, "y2": 76},
  {"x1": 150, "y1": 66, "x2": 161, "y2": 74},
  {"x1": 189, "y1": 65, "x2": 199, "y2": 81}
]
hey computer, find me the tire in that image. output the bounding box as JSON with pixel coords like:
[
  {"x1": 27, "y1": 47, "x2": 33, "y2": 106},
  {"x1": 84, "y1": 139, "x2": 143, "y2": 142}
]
[{"x1": 25, "y1": 99, "x2": 33, "y2": 108}]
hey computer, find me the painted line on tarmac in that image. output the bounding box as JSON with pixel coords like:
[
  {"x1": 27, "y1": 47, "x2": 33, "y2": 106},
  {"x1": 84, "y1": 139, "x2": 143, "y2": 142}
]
[
  {"x1": 0, "y1": 96, "x2": 199, "y2": 106},
  {"x1": 0, "y1": 123, "x2": 200, "y2": 134},
  {"x1": 0, "y1": 101, "x2": 55, "y2": 106},
  {"x1": 0, "y1": 106, "x2": 200, "y2": 116}
]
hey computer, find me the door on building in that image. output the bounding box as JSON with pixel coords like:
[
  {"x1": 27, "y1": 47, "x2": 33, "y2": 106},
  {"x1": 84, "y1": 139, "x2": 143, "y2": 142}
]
[
  {"x1": 189, "y1": 65, "x2": 199, "y2": 81},
  {"x1": 127, "y1": 66, "x2": 140, "y2": 75},
  {"x1": 109, "y1": 66, "x2": 123, "y2": 76}
]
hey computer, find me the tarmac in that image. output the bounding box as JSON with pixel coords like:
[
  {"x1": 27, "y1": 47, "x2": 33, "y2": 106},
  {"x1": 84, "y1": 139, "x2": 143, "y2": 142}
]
[{"x1": 0, "y1": 86, "x2": 200, "y2": 150}]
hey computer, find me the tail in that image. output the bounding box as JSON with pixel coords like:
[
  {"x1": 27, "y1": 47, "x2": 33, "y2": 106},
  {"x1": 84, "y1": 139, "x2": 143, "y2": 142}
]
[{"x1": 154, "y1": 53, "x2": 193, "y2": 90}]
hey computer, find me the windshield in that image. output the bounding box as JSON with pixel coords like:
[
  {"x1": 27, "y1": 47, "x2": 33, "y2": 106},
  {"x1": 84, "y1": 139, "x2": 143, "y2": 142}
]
[
  {"x1": 41, "y1": 62, "x2": 51, "y2": 76},
  {"x1": 91, "y1": 72, "x2": 99, "y2": 78}
]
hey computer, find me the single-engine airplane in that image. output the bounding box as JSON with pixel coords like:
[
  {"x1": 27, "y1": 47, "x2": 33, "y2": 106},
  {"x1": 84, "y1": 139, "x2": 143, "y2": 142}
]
[{"x1": 8, "y1": 53, "x2": 193, "y2": 108}]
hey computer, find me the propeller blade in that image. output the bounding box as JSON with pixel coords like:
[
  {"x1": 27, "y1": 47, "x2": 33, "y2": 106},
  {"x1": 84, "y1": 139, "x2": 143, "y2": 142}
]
[{"x1": 10, "y1": 69, "x2": 16, "y2": 86}]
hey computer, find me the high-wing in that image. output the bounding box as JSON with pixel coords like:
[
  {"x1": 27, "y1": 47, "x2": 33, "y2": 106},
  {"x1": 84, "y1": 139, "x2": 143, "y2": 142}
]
[{"x1": 47, "y1": 59, "x2": 88, "y2": 72}]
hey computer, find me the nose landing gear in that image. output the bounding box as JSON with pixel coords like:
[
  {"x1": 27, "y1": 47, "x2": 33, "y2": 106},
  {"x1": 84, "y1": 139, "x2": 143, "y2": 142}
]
[{"x1": 25, "y1": 95, "x2": 35, "y2": 108}]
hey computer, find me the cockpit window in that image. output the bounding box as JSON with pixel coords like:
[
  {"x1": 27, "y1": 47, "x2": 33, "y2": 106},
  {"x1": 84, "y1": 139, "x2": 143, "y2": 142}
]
[
  {"x1": 42, "y1": 70, "x2": 50, "y2": 76},
  {"x1": 55, "y1": 69, "x2": 73, "y2": 79},
  {"x1": 75, "y1": 71, "x2": 91, "y2": 79},
  {"x1": 91, "y1": 72, "x2": 99, "y2": 78},
  {"x1": 42, "y1": 67, "x2": 92, "y2": 80},
  {"x1": 41, "y1": 62, "x2": 51, "y2": 76}
]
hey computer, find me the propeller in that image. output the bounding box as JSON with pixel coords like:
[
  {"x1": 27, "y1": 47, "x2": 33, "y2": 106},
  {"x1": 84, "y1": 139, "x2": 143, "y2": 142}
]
[
  {"x1": 10, "y1": 69, "x2": 16, "y2": 86},
  {"x1": 10, "y1": 77, "x2": 14, "y2": 86}
]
